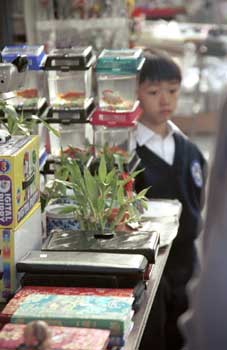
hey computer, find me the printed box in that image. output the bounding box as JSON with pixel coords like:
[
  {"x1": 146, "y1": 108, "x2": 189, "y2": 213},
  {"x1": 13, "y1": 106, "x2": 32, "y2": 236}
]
[
  {"x1": 0, "y1": 135, "x2": 40, "y2": 229},
  {"x1": 0, "y1": 203, "x2": 42, "y2": 302}
]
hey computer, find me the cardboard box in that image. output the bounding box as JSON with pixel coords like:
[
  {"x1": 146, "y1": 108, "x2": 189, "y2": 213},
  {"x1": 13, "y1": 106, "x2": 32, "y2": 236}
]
[
  {"x1": 0, "y1": 135, "x2": 40, "y2": 229},
  {"x1": 0, "y1": 203, "x2": 42, "y2": 301}
]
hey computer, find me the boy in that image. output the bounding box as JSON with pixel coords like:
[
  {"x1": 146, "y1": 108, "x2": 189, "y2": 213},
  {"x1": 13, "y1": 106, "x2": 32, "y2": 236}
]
[{"x1": 135, "y1": 49, "x2": 207, "y2": 350}]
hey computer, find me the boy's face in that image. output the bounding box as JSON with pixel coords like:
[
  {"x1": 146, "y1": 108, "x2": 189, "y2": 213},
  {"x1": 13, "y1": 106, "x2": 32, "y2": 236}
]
[{"x1": 138, "y1": 79, "x2": 180, "y2": 127}]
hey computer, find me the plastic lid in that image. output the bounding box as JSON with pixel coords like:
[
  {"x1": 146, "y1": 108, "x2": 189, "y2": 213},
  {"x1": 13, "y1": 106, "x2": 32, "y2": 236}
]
[
  {"x1": 96, "y1": 48, "x2": 144, "y2": 74},
  {"x1": 44, "y1": 46, "x2": 96, "y2": 71},
  {"x1": 2, "y1": 45, "x2": 45, "y2": 70}
]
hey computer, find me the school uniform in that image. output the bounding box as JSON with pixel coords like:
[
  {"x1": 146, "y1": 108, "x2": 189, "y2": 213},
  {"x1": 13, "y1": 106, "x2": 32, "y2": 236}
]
[{"x1": 134, "y1": 121, "x2": 207, "y2": 350}]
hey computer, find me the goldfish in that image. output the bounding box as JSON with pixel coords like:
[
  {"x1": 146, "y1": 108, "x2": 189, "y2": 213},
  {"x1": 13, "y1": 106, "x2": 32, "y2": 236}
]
[
  {"x1": 58, "y1": 91, "x2": 85, "y2": 100},
  {"x1": 102, "y1": 89, "x2": 123, "y2": 105},
  {"x1": 17, "y1": 89, "x2": 38, "y2": 99}
]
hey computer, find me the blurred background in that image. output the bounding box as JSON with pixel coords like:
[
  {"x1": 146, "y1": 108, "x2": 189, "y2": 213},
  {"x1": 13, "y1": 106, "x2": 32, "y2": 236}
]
[{"x1": 2, "y1": 0, "x2": 226, "y2": 161}]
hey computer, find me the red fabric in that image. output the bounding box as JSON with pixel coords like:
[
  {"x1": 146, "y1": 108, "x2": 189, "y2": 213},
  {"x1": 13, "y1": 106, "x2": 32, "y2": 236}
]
[
  {"x1": 0, "y1": 286, "x2": 133, "y2": 320},
  {"x1": 0, "y1": 323, "x2": 110, "y2": 350}
]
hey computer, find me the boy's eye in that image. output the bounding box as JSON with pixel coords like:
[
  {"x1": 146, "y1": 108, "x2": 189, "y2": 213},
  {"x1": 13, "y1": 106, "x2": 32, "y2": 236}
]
[
  {"x1": 169, "y1": 88, "x2": 178, "y2": 94},
  {"x1": 148, "y1": 90, "x2": 158, "y2": 95}
]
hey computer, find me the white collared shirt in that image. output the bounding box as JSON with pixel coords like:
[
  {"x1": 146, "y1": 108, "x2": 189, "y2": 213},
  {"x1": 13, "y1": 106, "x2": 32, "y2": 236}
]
[{"x1": 133, "y1": 121, "x2": 182, "y2": 166}]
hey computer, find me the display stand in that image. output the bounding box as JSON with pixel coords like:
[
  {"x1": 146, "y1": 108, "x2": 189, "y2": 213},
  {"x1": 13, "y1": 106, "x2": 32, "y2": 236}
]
[{"x1": 125, "y1": 245, "x2": 171, "y2": 350}]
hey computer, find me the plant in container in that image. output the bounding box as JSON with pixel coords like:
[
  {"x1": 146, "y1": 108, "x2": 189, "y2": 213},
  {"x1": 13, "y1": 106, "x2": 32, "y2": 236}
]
[
  {"x1": 54, "y1": 155, "x2": 148, "y2": 237},
  {"x1": 41, "y1": 143, "x2": 131, "y2": 212}
]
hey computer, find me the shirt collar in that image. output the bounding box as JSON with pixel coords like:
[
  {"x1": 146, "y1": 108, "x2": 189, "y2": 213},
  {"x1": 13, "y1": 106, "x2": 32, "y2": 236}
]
[{"x1": 136, "y1": 120, "x2": 180, "y2": 147}]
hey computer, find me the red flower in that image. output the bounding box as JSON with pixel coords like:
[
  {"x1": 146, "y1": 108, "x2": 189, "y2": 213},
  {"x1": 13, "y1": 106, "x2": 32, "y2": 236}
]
[{"x1": 121, "y1": 172, "x2": 134, "y2": 198}]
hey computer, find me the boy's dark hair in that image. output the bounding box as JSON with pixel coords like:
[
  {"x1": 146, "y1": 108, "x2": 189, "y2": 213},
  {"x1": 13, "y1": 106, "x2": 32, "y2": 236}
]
[{"x1": 139, "y1": 48, "x2": 182, "y2": 84}]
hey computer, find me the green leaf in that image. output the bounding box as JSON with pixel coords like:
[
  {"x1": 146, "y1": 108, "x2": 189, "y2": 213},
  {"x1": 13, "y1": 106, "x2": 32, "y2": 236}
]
[
  {"x1": 140, "y1": 199, "x2": 148, "y2": 210},
  {"x1": 31, "y1": 115, "x2": 60, "y2": 137},
  {"x1": 97, "y1": 196, "x2": 105, "y2": 213},
  {"x1": 117, "y1": 185, "x2": 125, "y2": 205},
  {"x1": 130, "y1": 168, "x2": 145, "y2": 179},
  {"x1": 19, "y1": 111, "x2": 24, "y2": 123},
  {"x1": 4, "y1": 104, "x2": 18, "y2": 119},
  {"x1": 67, "y1": 160, "x2": 83, "y2": 184},
  {"x1": 105, "y1": 168, "x2": 116, "y2": 185},
  {"x1": 59, "y1": 205, "x2": 78, "y2": 215},
  {"x1": 7, "y1": 114, "x2": 17, "y2": 134},
  {"x1": 55, "y1": 166, "x2": 69, "y2": 181},
  {"x1": 98, "y1": 155, "x2": 107, "y2": 183},
  {"x1": 84, "y1": 167, "x2": 99, "y2": 202},
  {"x1": 16, "y1": 124, "x2": 30, "y2": 136},
  {"x1": 136, "y1": 187, "x2": 150, "y2": 199},
  {"x1": 128, "y1": 204, "x2": 137, "y2": 219},
  {"x1": 54, "y1": 178, "x2": 71, "y2": 188}
]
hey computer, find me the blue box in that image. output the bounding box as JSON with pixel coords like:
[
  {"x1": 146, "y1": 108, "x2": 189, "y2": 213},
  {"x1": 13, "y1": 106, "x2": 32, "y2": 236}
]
[{"x1": 2, "y1": 45, "x2": 46, "y2": 70}]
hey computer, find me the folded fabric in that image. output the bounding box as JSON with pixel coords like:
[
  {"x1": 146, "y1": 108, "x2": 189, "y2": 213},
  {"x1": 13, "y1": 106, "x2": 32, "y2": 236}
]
[
  {"x1": 11, "y1": 293, "x2": 134, "y2": 336},
  {"x1": 0, "y1": 323, "x2": 110, "y2": 350},
  {"x1": 42, "y1": 229, "x2": 160, "y2": 263},
  {"x1": 1, "y1": 286, "x2": 134, "y2": 318}
]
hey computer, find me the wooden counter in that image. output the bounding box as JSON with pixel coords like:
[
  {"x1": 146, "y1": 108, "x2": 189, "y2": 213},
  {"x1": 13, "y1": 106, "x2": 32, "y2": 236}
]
[{"x1": 125, "y1": 245, "x2": 171, "y2": 350}]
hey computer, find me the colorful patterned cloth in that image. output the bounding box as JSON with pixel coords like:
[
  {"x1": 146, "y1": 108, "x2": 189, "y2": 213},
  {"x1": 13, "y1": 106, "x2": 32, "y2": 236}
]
[{"x1": 0, "y1": 323, "x2": 110, "y2": 350}]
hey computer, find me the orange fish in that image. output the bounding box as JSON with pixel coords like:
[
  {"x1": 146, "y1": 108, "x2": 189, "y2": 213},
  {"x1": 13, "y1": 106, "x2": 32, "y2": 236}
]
[
  {"x1": 17, "y1": 89, "x2": 38, "y2": 98},
  {"x1": 59, "y1": 91, "x2": 85, "y2": 100},
  {"x1": 102, "y1": 89, "x2": 123, "y2": 105}
]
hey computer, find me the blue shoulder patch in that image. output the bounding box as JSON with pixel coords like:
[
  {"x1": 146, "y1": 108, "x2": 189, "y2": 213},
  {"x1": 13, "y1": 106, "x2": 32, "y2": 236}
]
[{"x1": 191, "y1": 160, "x2": 203, "y2": 188}]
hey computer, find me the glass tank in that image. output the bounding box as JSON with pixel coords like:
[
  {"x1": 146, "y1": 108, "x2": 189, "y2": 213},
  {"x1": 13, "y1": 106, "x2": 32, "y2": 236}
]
[
  {"x1": 96, "y1": 48, "x2": 144, "y2": 112},
  {"x1": 47, "y1": 69, "x2": 92, "y2": 110},
  {"x1": 93, "y1": 125, "x2": 136, "y2": 155},
  {"x1": 50, "y1": 123, "x2": 93, "y2": 156},
  {"x1": 97, "y1": 73, "x2": 137, "y2": 111},
  {"x1": 44, "y1": 46, "x2": 96, "y2": 111},
  {"x1": 2, "y1": 45, "x2": 46, "y2": 111},
  {"x1": 7, "y1": 70, "x2": 46, "y2": 110}
]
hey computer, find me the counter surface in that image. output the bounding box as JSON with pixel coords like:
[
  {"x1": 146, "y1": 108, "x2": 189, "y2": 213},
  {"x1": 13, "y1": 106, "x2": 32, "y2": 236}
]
[{"x1": 125, "y1": 245, "x2": 171, "y2": 350}]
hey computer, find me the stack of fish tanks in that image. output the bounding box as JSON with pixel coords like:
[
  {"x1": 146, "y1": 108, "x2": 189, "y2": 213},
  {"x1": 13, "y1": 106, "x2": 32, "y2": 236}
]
[
  {"x1": 1, "y1": 45, "x2": 48, "y2": 117},
  {"x1": 91, "y1": 48, "x2": 144, "y2": 172},
  {"x1": 0, "y1": 45, "x2": 49, "y2": 170},
  {"x1": 43, "y1": 46, "x2": 96, "y2": 157}
]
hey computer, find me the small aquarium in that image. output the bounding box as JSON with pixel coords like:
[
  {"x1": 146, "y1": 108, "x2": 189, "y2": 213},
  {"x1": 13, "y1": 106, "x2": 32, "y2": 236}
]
[
  {"x1": 47, "y1": 70, "x2": 91, "y2": 109},
  {"x1": 44, "y1": 46, "x2": 96, "y2": 111},
  {"x1": 2, "y1": 45, "x2": 46, "y2": 112},
  {"x1": 7, "y1": 71, "x2": 46, "y2": 112},
  {"x1": 97, "y1": 74, "x2": 137, "y2": 111},
  {"x1": 50, "y1": 123, "x2": 93, "y2": 156},
  {"x1": 93, "y1": 125, "x2": 136, "y2": 155},
  {"x1": 96, "y1": 48, "x2": 144, "y2": 112}
]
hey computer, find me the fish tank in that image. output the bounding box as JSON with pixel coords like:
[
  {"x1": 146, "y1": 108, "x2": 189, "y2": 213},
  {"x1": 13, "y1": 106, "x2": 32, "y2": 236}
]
[
  {"x1": 97, "y1": 74, "x2": 137, "y2": 111},
  {"x1": 2, "y1": 45, "x2": 47, "y2": 113},
  {"x1": 44, "y1": 46, "x2": 96, "y2": 111},
  {"x1": 49, "y1": 123, "x2": 93, "y2": 156},
  {"x1": 96, "y1": 48, "x2": 144, "y2": 112},
  {"x1": 93, "y1": 125, "x2": 140, "y2": 172},
  {"x1": 93, "y1": 125, "x2": 136, "y2": 155}
]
